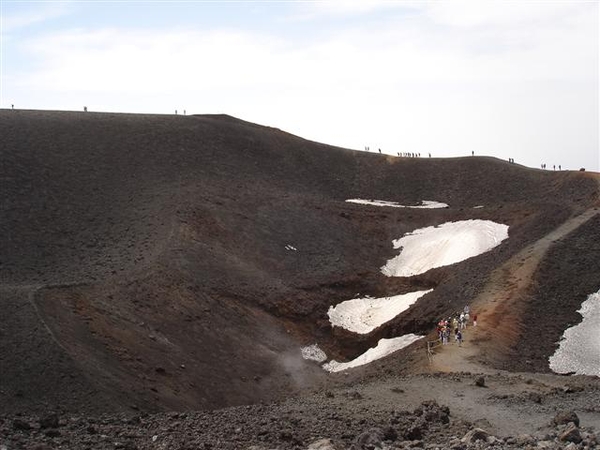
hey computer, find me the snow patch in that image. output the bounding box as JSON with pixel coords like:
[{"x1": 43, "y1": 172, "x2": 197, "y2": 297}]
[
  {"x1": 381, "y1": 220, "x2": 509, "y2": 277},
  {"x1": 285, "y1": 244, "x2": 297, "y2": 251},
  {"x1": 322, "y1": 335, "x2": 423, "y2": 372},
  {"x1": 345, "y1": 199, "x2": 449, "y2": 209},
  {"x1": 549, "y1": 290, "x2": 600, "y2": 377},
  {"x1": 328, "y1": 290, "x2": 433, "y2": 334},
  {"x1": 301, "y1": 344, "x2": 327, "y2": 363}
]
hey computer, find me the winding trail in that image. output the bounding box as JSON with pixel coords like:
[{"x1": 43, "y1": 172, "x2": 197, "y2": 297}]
[{"x1": 430, "y1": 205, "x2": 600, "y2": 374}]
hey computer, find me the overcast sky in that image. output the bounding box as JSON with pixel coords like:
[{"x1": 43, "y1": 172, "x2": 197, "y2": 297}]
[{"x1": 1, "y1": 1, "x2": 598, "y2": 171}]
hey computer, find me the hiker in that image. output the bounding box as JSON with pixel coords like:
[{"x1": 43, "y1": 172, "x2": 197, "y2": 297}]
[
  {"x1": 11, "y1": 104, "x2": 14, "y2": 110},
  {"x1": 83, "y1": 106, "x2": 87, "y2": 112},
  {"x1": 471, "y1": 151, "x2": 474, "y2": 156},
  {"x1": 473, "y1": 313, "x2": 478, "y2": 327},
  {"x1": 457, "y1": 330, "x2": 463, "y2": 346},
  {"x1": 378, "y1": 148, "x2": 381, "y2": 153}
]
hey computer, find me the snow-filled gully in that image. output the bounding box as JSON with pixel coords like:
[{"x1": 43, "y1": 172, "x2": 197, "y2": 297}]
[{"x1": 301, "y1": 201, "x2": 509, "y2": 372}]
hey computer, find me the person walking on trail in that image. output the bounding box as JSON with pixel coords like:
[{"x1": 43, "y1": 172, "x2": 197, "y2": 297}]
[
  {"x1": 473, "y1": 313, "x2": 478, "y2": 327},
  {"x1": 457, "y1": 330, "x2": 463, "y2": 346}
]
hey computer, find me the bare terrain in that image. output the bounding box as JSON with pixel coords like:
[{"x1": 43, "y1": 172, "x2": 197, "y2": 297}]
[{"x1": 1, "y1": 109, "x2": 599, "y2": 449}]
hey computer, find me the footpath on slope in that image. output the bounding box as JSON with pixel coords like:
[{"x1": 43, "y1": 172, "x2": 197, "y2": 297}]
[{"x1": 429, "y1": 205, "x2": 600, "y2": 375}]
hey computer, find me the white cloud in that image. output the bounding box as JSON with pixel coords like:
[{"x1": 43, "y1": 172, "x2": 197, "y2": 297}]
[{"x1": 1, "y1": 2, "x2": 72, "y2": 32}]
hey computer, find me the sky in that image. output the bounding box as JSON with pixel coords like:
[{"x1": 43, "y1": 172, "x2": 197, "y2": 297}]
[{"x1": 1, "y1": 0, "x2": 598, "y2": 171}]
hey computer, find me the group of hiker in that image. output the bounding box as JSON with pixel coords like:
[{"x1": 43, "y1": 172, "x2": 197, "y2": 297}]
[
  {"x1": 436, "y1": 306, "x2": 477, "y2": 347},
  {"x1": 541, "y1": 163, "x2": 562, "y2": 170}
]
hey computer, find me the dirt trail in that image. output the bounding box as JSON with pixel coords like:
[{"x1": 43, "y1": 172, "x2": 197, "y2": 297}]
[{"x1": 430, "y1": 205, "x2": 600, "y2": 374}]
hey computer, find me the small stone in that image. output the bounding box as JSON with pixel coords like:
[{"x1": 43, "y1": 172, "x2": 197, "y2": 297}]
[
  {"x1": 559, "y1": 423, "x2": 582, "y2": 444},
  {"x1": 529, "y1": 392, "x2": 543, "y2": 404},
  {"x1": 279, "y1": 430, "x2": 294, "y2": 441},
  {"x1": 486, "y1": 435, "x2": 501, "y2": 444},
  {"x1": 354, "y1": 428, "x2": 385, "y2": 447},
  {"x1": 39, "y1": 413, "x2": 60, "y2": 429},
  {"x1": 12, "y1": 418, "x2": 31, "y2": 431},
  {"x1": 382, "y1": 425, "x2": 398, "y2": 441},
  {"x1": 461, "y1": 428, "x2": 490, "y2": 444},
  {"x1": 404, "y1": 424, "x2": 423, "y2": 440},
  {"x1": 307, "y1": 438, "x2": 337, "y2": 450},
  {"x1": 44, "y1": 428, "x2": 61, "y2": 438},
  {"x1": 346, "y1": 391, "x2": 363, "y2": 400},
  {"x1": 515, "y1": 434, "x2": 534, "y2": 446},
  {"x1": 474, "y1": 376, "x2": 486, "y2": 387}
]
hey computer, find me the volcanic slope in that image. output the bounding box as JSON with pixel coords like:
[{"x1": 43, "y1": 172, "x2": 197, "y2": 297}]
[{"x1": 1, "y1": 109, "x2": 598, "y2": 414}]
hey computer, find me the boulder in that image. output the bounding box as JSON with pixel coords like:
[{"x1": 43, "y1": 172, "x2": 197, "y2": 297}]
[{"x1": 552, "y1": 410, "x2": 580, "y2": 427}]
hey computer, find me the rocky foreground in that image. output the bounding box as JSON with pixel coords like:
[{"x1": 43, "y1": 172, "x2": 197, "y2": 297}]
[{"x1": 2, "y1": 372, "x2": 599, "y2": 450}]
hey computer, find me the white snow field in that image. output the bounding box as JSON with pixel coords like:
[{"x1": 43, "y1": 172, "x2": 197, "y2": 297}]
[
  {"x1": 381, "y1": 220, "x2": 509, "y2": 277},
  {"x1": 322, "y1": 335, "x2": 424, "y2": 372},
  {"x1": 301, "y1": 344, "x2": 328, "y2": 363},
  {"x1": 345, "y1": 199, "x2": 449, "y2": 209},
  {"x1": 328, "y1": 290, "x2": 433, "y2": 334},
  {"x1": 549, "y1": 290, "x2": 600, "y2": 377}
]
